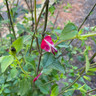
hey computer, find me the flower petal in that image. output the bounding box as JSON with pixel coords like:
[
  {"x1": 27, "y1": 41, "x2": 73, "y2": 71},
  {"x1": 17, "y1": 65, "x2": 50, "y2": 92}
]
[
  {"x1": 33, "y1": 72, "x2": 42, "y2": 82},
  {"x1": 51, "y1": 46, "x2": 58, "y2": 55},
  {"x1": 41, "y1": 35, "x2": 57, "y2": 55},
  {"x1": 41, "y1": 39, "x2": 50, "y2": 52},
  {"x1": 44, "y1": 35, "x2": 54, "y2": 45}
]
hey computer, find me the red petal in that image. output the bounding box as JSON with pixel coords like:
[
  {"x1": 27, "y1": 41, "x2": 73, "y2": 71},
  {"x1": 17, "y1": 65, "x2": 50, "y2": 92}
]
[
  {"x1": 41, "y1": 39, "x2": 50, "y2": 52},
  {"x1": 44, "y1": 35, "x2": 54, "y2": 45},
  {"x1": 51, "y1": 46, "x2": 58, "y2": 55},
  {"x1": 33, "y1": 73, "x2": 42, "y2": 82}
]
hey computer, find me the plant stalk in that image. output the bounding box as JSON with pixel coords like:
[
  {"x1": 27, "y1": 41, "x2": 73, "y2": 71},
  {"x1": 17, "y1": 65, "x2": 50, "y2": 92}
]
[
  {"x1": 36, "y1": 0, "x2": 49, "y2": 75},
  {"x1": 29, "y1": 0, "x2": 49, "y2": 54},
  {"x1": 55, "y1": 32, "x2": 96, "y2": 46},
  {"x1": 5, "y1": 0, "x2": 16, "y2": 40}
]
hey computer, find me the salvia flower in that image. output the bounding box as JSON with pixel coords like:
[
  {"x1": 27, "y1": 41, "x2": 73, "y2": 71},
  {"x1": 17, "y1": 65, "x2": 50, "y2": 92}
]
[
  {"x1": 33, "y1": 72, "x2": 42, "y2": 82},
  {"x1": 41, "y1": 35, "x2": 57, "y2": 55}
]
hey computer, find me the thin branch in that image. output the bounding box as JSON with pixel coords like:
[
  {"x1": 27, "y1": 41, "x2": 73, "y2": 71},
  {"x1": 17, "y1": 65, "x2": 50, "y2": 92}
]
[
  {"x1": 69, "y1": 3, "x2": 96, "y2": 45},
  {"x1": 29, "y1": 0, "x2": 49, "y2": 54},
  {"x1": 59, "y1": 68, "x2": 85, "y2": 95},
  {"x1": 34, "y1": 0, "x2": 40, "y2": 53},
  {"x1": 86, "y1": 88, "x2": 96, "y2": 94},
  {"x1": 36, "y1": 0, "x2": 49, "y2": 75},
  {"x1": 24, "y1": 0, "x2": 31, "y2": 12},
  {"x1": 59, "y1": 52, "x2": 96, "y2": 95},
  {"x1": 5, "y1": 0, "x2": 16, "y2": 40},
  {"x1": 53, "y1": 11, "x2": 59, "y2": 29}
]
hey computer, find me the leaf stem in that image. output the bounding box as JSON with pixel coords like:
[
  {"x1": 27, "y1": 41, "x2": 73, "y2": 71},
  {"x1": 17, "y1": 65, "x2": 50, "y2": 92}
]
[
  {"x1": 15, "y1": 56, "x2": 33, "y2": 77},
  {"x1": 55, "y1": 32, "x2": 96, "y2": 46}
]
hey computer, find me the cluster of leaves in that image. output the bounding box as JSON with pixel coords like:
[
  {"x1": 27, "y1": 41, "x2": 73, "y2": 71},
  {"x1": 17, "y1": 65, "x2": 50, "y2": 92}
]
[{"x1": 0, "y1": 0, "x2": 96, "y2": 96}]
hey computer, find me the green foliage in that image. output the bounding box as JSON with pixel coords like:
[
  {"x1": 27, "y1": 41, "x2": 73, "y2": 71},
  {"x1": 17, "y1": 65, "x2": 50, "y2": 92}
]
[
  {"x1": 12, "y1": 37, "x2": 23, "y2": 53},
  {"x1": 0, "y1": 0, "x2": 96, "y2": 96},
  {"x1": 49, "y1": 6, "x2": 55, "y2": 15},
  {"x1": 60, "y1": 23, "x2": 78, "y2": 40},
  {"x1": 0, "y1": 55, "x2": 14, "y2": 73},
  {"x1": 42, "y1": 53, "x2": 65, "y2": 73},
  {"x1": 50, "y1": 84, "x2": 59, "y2": 96}
]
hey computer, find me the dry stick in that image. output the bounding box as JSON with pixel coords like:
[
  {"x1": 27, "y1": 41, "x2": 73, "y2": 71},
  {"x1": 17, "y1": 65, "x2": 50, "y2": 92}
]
[
  {"x1": 30, "y1": 0, "x2": 34, "y2": 33},
  {"x1": 86, "y1": 88, "x2": 96, "y2": 94},
  {"x1": 5, "y1": 0, "x2": 16, "y2": 40},
  {"x1": 69, "y1": 3, "x2": 96, "y2": 45},
  {"x1": 59, "y1": 52, "x2": 96, "y2": 95},
  {"x1": 36, "y1": 0, "x2": 49, "y2": 75},
  {"x1": 53, "y1": 11, "x2": 59, "y2": 29},
  {"x1": 24, "y1": 0, "x2": 31, "y2": 12},
  {"x1": 29, "y1": 0, "x2": 48, "y2": 53}
]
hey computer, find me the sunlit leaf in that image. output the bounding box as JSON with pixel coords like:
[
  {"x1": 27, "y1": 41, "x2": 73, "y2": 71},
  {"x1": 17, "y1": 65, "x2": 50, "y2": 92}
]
[
  {"x1": 50, "y1": 84, "x2": 59, "y2": 96},
  {"x1": 60, "y1": 23, "x2": 78, "y2": 40},
  {"x1": 1, "y1": 55, "x2": 14, "y2": 73},
  {"x1": 12, "y1": 37, "x2": 23, "y2": 53}
]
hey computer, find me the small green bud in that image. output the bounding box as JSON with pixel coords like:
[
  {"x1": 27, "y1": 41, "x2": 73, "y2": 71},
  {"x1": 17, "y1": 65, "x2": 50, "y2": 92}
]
[{"x1": 10, "y1": 46, "x2": 16, "y2": 57}]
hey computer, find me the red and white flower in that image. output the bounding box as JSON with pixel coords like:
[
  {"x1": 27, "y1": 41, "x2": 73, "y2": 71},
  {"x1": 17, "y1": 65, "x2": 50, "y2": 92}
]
[{"x1": 41, "y1": 35, "x2": 57, "y2": 55}]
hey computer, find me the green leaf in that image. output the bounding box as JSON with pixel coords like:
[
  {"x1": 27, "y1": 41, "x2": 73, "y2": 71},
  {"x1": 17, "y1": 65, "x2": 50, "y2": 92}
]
[
  {"x1": 49, "y1": 6, "x2": 55, "y2": 15},
  {"x1": 89, "y1": 68, "x2": 96, "y2": 72},
  {"x1": 12, "y1": 37, "x2": 23, "y2": 53},
  {"x1": 83, "y1": 76, "x2": 91, "y2": 81},
  {"x1": 35, "y1": 80, "x2": 50, "y2": 94},
  {"x1": 50, "y1": 84, "x2": 59, "y2": 96},
  {"x1": 52, "y1": 60, "x2": 65, "y2": 73},
  {"x1": 1, "y1": 55, "x2": 14, "y2": 73},
  {"x1": 85, "y1": 55, "x2": 90, "y2": 73},
  {"x1": 86, "y1": 72, "x2": 95, "y2": 75},
  {"x1": 4, "y1": 88, "x2": 11, "y2": 93},
  {"x1": 43, "y1": 53, "x2": 55, "y2": 67},
  {"x1": 6, "y1": 33, "x2": 14, "y2": 38},
  {"x1": 17, "y1": 23, "x2": 25, "y2": 30},
  {"x1": 60, "y1": 23, "x2": 78, "y2": 40},
  {"x1": 10, "y1": 68, "x2": 18, "y2": 78},
  {"x1": 18, "y1": 79, "x2": 31, "y2": 96},
  {"x1": 0, "y1": 56, "x2": 4, "y2": 63},
  {"x1": 43, "y1": 53, "x2": 65, "y2": 73}
]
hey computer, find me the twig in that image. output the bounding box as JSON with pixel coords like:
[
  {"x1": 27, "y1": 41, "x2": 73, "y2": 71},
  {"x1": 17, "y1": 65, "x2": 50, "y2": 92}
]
[
  {"x1": 24, "y1": 0, "x2": 31, "y2": 12},
  {"x1": 86, "y1": 88, "x2": 96, "y2": 94},
  {"x1": 36, "y1": 0, "x2": 49, "y2": 75},
  {"x1": 59, "y1": 52, "x2": 96, "y2": 95},
  {"x1": 30, "y1": 0, "x2": 34, "y2": 34},
  {"x1": 69, "y1": 3, "x2": 96, "y2": 45},
  {"x1": 53, "y1": 11, "x2": 59, "y2": 29},
  {"x1": 5, "y1": 0, "x2": 16, "y2": 40},
  {"x1": 34, "y1": 0, "x2": 40, "y2": 53},
  {"x1": 29, "y1": 0, "x2": 49, "y2": 54},
  {"x1": 59, "y1": 68, "x2": 85, "y2": 95}
]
